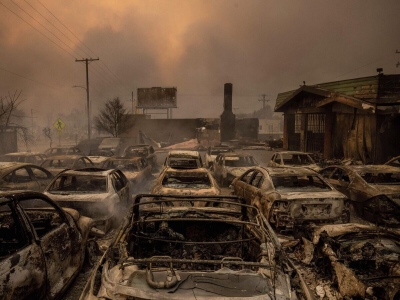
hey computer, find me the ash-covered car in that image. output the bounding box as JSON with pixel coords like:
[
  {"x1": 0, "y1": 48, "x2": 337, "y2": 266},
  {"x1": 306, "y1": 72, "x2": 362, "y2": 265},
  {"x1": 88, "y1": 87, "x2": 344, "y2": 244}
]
[
  {"x1": 123, "y1": 144, "x2": 157, "y2": 168},
  {"x1": 204, "y1": 144, "x2": 234, "y2": 169},
  {"x1": 44, "y1": 168, "x2": 130, "y2": 233},
  {"x1": 44, "y1": 146, "x2": 84, "y2": 157},
  {"x1": 152, "y1": 167, "x2": 220, "y2": 197},
  {"x1": 213, "y1": 152, "x2": 258, "y2": 187},
  {"x1": 163, "y1": 150, "x2": 203, "y2": 169},
  {"x1": 320, "y1": 165, "x2": 400, "y2": 226},
  {"x1": 1, "y1": 151, "x2": 47, "y2": 165},
  {"x1": 80, "y1": 194, "x2": 312, "y2": 299},
  {"x1": 0, "y1": 191, "x2": 94, "y2": 300},
  {"x1": 40, "y1": 154, "x2": 95, "y2": 175},
  {"x1": 293, "y1": 223, "x2": 400, "y2": 299},
  {"x1": 268, "y1": 151, "x2": 321, "y2": 172},
  {"x1": 100, "y1": 157, "x2": 152, "y2": 192},
  {"x1": 231, "y1": 166, "x2": 349, "y2": 232},
  {"x1": 0, "y1": 162, "x2": 54, "y2": 192}
]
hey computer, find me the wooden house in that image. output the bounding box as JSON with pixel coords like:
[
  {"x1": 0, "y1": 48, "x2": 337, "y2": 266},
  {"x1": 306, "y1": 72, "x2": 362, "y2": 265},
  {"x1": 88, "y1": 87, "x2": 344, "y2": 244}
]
[{"x1": 275, "y1": 73, "x2": 400, "y2": 163}]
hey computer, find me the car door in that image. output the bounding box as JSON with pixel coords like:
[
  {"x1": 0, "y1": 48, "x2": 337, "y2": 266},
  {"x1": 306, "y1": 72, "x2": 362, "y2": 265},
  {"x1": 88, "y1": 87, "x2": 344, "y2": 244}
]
[
  {"x1": 18, "y1": 196, "x2": 83, "y2": 299},
  {"x1": 0, "y1": 167, "x2": 38, "y2": 191},
  {"x1": 28, "y1": 166, "x2": 54, "y2": 192},
  {"x1": 112, "y1": 170, "x2": 130, "y2": 206},
  {"x1": 0, "y1": 201, "x2": 46, "y2": 300}
]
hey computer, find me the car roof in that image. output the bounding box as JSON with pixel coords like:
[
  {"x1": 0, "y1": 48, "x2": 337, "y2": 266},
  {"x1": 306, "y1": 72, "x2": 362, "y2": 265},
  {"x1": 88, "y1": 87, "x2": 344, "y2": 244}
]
[
  {"x1": 54, "y1": 168, "x2": 114, "y2": 176},
  {"x1": 109, "y1": 157, "x2": 142, "y2": 161},
  {"x1": 218, "y1": 152, "x2": 252, "y2": 158},
  {"x1": 168, "y1": 150, "x2": 200, "y2": 156},
  {"x1": 4, "y1": 152, "x2": 44, "y2": 156},
  {"x1": 261, "y1": 166, "x2": 318, "y2": 176},
  {"x1": 164, "y1": 166, "x2": 210, "y2": 174},
  {"x1": 43, "y1": 155, "x2": 88, "y2": 160},
  {"x1": 0, "y1": 162, "x2": 35, "y2": 172}
]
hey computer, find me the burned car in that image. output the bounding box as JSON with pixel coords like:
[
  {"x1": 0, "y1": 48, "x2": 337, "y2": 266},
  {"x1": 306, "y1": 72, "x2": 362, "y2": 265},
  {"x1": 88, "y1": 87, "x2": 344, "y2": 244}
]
[
  {"x1": 80, "y1": 194, "x2": 311, "y2": 299},
  {"x1": 44, "y1": 146, "x2": 84, "y2": 157},
  {"x1": 294, "y1": 223, "x2": 400, "y2": 299},
  {"x1": 100, "y1": 157, "x2": 152, "y2": 192},
  {"x1": 0, "y1": 162, "x2": 54, "y2": 192},
  {"x1": 44, "y1": 168, "x2": 130, "y2": 233},
  {"x1": 320, "y1": 165, "x2": 400, "y2": 226},
  {"x1": 268, "y1": 151, "x2": 321, "y2": 172},
  {"x1": 213, "y1": 152, "x2": 257, "y2": 187},
  {"x1": 163, "y1": 150, "x2": 203, "y2": 169},
  {"x1": 204, "y1": 144, "x2": 234, "y2": 169},
  {"x1": 231, "y1": 166, "x2": 349, "y2": 232},
  {"x1": 40, "y1": 154, "x2": 95, "y2": 175},
  {"x1": 152, "y1": 167, "x2": 220, "y2": 196},
  {"x1": 0, "y1": 191, "x2": 94, "y2": 300},
  {"x1": 123, "y1": 144, "x2": 157, "y2": 168},
  {"x1": 1, "y1": 151, "x2": 47, "y2": 165}
]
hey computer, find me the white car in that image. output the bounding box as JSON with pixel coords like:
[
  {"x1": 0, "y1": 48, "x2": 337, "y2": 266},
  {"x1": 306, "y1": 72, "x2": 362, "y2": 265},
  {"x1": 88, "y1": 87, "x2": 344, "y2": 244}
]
[
  {"x1": 152, "y1": 167, "x2": 220, "y2": 197},
  {"x1": 213, "y1": 152, "x2": 257, "y2": 187},
  {"x1": 163, "y1": 150, "x2": 203, "y2": 169},
  {"x1": 204, "y1": 145, "x2": 234, "y2": 169}
]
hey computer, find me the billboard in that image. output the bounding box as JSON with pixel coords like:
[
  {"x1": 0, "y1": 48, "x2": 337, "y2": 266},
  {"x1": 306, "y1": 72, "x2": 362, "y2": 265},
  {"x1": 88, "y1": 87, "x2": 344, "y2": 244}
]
[{"x1": 137, "y1": 87, "x2": 177, "y2": 108}]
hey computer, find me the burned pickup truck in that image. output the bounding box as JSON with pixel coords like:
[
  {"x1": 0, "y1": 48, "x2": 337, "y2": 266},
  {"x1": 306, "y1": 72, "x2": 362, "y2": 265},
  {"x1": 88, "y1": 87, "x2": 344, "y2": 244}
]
[
  {"x1": 0, "y1": 191, "x2": 94, "y2": 300},
  {"x1": 81, "y1": 194, "x2": 313, "y2": 299}
]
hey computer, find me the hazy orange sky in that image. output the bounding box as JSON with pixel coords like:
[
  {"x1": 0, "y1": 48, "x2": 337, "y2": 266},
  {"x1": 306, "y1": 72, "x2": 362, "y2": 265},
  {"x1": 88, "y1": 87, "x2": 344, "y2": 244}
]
[{"x1": 1, "y1": 0, "x2": 400, "y2": 127}]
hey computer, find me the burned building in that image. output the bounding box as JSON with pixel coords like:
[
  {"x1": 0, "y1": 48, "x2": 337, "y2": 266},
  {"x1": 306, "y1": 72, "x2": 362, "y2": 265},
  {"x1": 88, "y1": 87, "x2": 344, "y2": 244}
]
[
  {"x1": 275, "y1": 72, "x2": 400, "y2": 163},
  {"x1": 220, "y1": 83, "x2": 236, "y2": 142}
]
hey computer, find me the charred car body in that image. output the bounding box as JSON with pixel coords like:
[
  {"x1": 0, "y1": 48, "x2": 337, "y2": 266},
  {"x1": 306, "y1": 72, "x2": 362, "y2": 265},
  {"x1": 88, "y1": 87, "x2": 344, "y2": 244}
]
[
  {"x1": 204, "y1": 144, "x2": 234, "y2": 169},
  {"x1": 0, "y1": 162, "x2": 54, "y2": 192},
  {"x1": 0, "y1": 191, "x2": 94, "y2": 300},
  {"x1": 152, "y1": 167, "x2": 220, "y2": 196},
  {"x1": 123, "y1": 144, "x2": 157, "y2": 169},
  {"x1": 80, "y1": 194, "x2": 311, "y2": 299},
  {"x1": 268, "y1": 151, "x2": 321, "y2": 172},
  {"x1": 213, "y1": 152, "x2": 257, "y2": 187},
  {"x1": 163, "y1": 150, "x2": 203, "y2": 169},
  {"x1": 231, "y1": 166, "x2": 349, "y2": 232},
  {"x1": 44, "y1": 168, "x2": 130, "y2": 233},
  {"x1": 294, "y1": 223, "x2": 400, "y2": 299},
  {"x1": 100, "y1": 157, "x2": 152, "y2": 192},
  {"x1": 1, "y1": 152, "x2": 47, "y2": 165},
  {"x1": 44, "y1": 146, "x2": 84, "y2": 157},
  {"x1": 320, "y1": 165, "x2": 400, "y2": 226},
  {"x1": 41, "y1": 155, "x2": 95, "y2": 176}
]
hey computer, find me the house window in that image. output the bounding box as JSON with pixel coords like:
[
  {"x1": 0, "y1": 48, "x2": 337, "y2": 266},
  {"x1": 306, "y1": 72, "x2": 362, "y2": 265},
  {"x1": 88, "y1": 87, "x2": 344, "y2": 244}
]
[{"x1": 295, "y1": 114, "x2": 302, "y2": 133}]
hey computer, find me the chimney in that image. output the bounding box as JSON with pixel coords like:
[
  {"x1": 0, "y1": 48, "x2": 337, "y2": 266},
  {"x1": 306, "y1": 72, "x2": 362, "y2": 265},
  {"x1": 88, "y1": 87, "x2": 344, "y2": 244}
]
[{"x1": 220, "y1": 83, "x2": 236, "y2": 142}]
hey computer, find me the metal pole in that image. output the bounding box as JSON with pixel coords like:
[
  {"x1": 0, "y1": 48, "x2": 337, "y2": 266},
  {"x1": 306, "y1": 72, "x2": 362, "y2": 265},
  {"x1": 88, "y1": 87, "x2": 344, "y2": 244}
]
[
  {"x1": 85, "y1": 59, "x2": 90, "y2": 139},
  {"x1": 75, "y1": 58, "x2": 99, "y2": 140}
]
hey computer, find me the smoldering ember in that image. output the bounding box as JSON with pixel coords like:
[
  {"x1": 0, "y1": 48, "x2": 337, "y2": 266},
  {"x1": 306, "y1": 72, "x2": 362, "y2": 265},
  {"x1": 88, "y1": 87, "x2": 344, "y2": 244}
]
[{"x1": 1, "y1": 1, "x2": 400, "y2": 299}]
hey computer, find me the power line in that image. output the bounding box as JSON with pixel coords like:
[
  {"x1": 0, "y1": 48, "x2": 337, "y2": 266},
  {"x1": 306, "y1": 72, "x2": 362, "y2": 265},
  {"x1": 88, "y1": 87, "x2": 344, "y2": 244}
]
[
  {"x1": 0, "y1": 1, "x2": 75, "y2": 59},
  {"x1": 0, "y1": 65, "x2": 56, "y2": 89}
]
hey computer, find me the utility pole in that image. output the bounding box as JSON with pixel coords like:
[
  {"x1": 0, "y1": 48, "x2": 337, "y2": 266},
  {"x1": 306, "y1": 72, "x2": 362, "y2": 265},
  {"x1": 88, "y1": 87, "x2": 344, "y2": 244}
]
[
  {"x1": 75, "y1": 58, "x2": 99, "y2": 139},
  {"x1": 258, "y1": 94, "x2": 270, "y2": 109}
]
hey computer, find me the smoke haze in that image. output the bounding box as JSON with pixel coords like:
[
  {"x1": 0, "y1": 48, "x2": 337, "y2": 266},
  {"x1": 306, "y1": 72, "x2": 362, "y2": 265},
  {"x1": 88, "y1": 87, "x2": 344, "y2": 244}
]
[{"x1": 1, "y1": 0, "x2": 400, "y2": 126}]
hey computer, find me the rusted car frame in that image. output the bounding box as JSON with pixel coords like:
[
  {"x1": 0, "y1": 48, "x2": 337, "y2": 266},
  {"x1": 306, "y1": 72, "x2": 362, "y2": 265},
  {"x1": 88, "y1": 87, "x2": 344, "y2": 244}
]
[
  {"x1": 80, "y1": 194, "x2": 313, "y2": 299},
  {"x1": 152, "y1": 167, "x2": 221, "y2": 196},
  {"x1": 0, "y1": 191, "x2": 94, "y2": 300},
  {"x1": 231, "y1": 166, "x2": 349, "y2": 232},
  {"x1": 44, "y1": 168, "x2": 130, "y2": 233},
  {"x1": 320, "y1": 165, "x2": 400, "y2": 226}
]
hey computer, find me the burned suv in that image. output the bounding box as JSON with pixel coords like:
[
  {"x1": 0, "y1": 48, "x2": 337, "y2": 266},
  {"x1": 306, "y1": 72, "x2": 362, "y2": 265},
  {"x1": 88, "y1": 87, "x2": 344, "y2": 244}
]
[{"x1": 81, "y1": 194, "x2": 311, "y2": 299}]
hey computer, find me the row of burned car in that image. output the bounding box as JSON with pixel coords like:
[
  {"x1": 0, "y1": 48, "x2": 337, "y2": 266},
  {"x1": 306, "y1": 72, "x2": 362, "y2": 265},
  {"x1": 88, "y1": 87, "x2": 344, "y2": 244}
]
[
  {"x1": 147, "y1": 148, "x2": 400, "y2": 299},
  {"x1": 1, "y1": 146, "x2": 400, "y2": 299}
]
